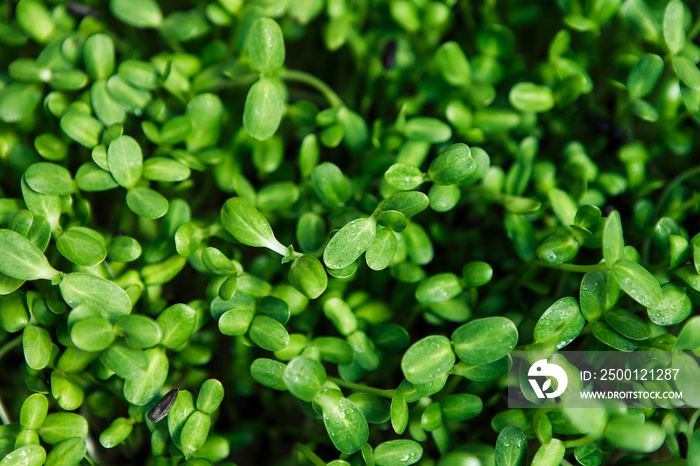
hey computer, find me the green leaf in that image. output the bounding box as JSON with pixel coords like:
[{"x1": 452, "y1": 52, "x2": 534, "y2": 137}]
[
  {"x1": 495, "y1": 426, "x2": 527, "y2": 466},
  {"x1": 123, "y1": 348, "x2": 168, "y2": 405},
  {"x1": 108, "y1": 135, "x2": 143, "y2": 188},
  {"x1": 428, "y1": 143, "x2": 475, "y2": 185},
  {"x1": 71, "y1": 317, "x2": 115, "y2": 352},
  {"x1": 289, "y1": 255, "x2": 328, "y2": 299},
  {"x1": 416, "y1": 273, "x2": 463, "y2": 305},
  {"x1": 109, "y1": 236, "x2": 141, "y2": 263},
  {"x1": 57, "y1": 227, "x2": 107, "y2": 267},
  {"x1": 673, "y1": 56, "x2": 700, "y2": 90},
  {"x1": 439, "y1": 394, "x2": 482, "y2": 422},
  {"x1": 22, "y1": 324, "x2": 51, "y2": 371},
  {"x1": 591, "y1": 321, "x2": 636, "y2": 351},
  {"x1": 109, "y1": 0, "x2": 163, "y2": 28},
  {"x1": 39, "y1": 413, "x2": 88, "y2": 444},
  {"x1": 0, "y1": 229, "x2": 59, "y2": 281},
  {"x1": 452, "y1": 317, "x2": 518, "y2": 364},
  {"x1": 323, "y1": 217, "x2": 378, "y2": 269},
  {"x1": 323, "y1": 298, "x2": 358, "y2": 336},
  {"x1": 629, "y1": 98, "x2": 659, "y2": 122},
  {"x1": 24, "y1": 162, "x2": 74, "y2": 195},
  {"x1": 548, "y1": 188, "x2": 578, "y2": 228},
  {"x1": 373, "y1": 440, "x2": 422, "y2": 466},
  {"x1": 311, "y1": 162, "x2": 351, "y2": 208},
  {"x1": 390, "y1": 391, "x2": 408, "y2": 435},
  {"x1": 663, "y1": 0, "x2": 685, "y2": 54},
  {"x1": 689, "y1": 426, "x2": 700, "y2": 465},
  {"x1": 0, "y1": 83, "x2": 42, "y2": 123},
  {"x1": 627, "y1": 54, "x2": 664, "y2": 98},
  {"x1": 197, "y1": 379, "x2": 224, "y2": 415},
  {"x1": 116, "y1": 315, "x2": 162, "y2": 349},
  {"x1": 461, "y1": 262, "x2": 493, "y2": 288},
  {"x1": 51, "y1": 371, "x2": 84, "y2": 411},
  {"x1": 604, "y1": 309, "x2": 650, "y2": 340},
  {"x1": 532, "y1": 439, "x2": 564, "y2": 466},
  {"x1": 536, "y1": 234, "x2": 579, "y2": 264},
  {"x1": 221, "y1": 197, "x2": 284, "y2": 253},
  {"x1": 429, "y1": 184, "x2": 461, "y2": 212},
  {"x1": 509, "y1": 82, "x2": 554, "y2": 113},
  {"x1": 75, "y1": 162, "x2": 119, "y2": 192},
  {"x1": 297, "y1": 212, "x2": 326, "y2": 253},
  {"x1": 100, "y1": 341, "x2": 148, "y2": 380},
  {"x1": 100, "y1": 417, "x2": 133, "y2": 449},
  {"x1": 218, "y1": 308, "x2": 254, "y2": 336},
  {"x1": 0, "y1": 445, "x2": 46, "y2": 466},
  {"x1": 379, "y1": 192, "x2": 430, "y2": 218},
  {"x1": 251, "y1": 358, "x2": 288, "y2": 391},
  {"x1": 59, "y1": 273, "x2": 131, "y2": 323},
  {"x1": 315, "y1": 391, "x2": 369, "y2": 454},
  {"x1": 168, "y1": 390, "x2": 195, "y2": 448},
  {"x1": 647, "y1": 283, "x2": 692, "y2": 326},
  {"x1": 143, "y1": 157, "x2": 191, "y2": 182},
  {"x1": 20, "y1": 394, "x2": 48, "y2": 430},
  {"x1": 60, "y1": 112, "x2": 103, "y2": 149},
  {"x1": 247, "y1": 18, "x2": 285, "y2": 74},
  {"x1": 126, "y1": 187, "x2": 169, "y2": 219},
  {"x1": 404, "y1": 117, "x2": 452, "y2": 143},
  {"x1": 91, "y1": 80, "x2": 126, "y2": 126},
  {"x1": 283, "y1": 356, "x2": 326, "y2": 402},
  {"x1": 180, "y1": 410, "x2": 210, "y2": 452},
  {"x1": 243, "y1": 78, "x2": 285, "y2": 141},
  {"x1": 16, "y1": 0, "x2": 54, "y2": 43},
  {"x1": 385, "y1": 163, "x2": 424, "y2": 190},
  {"x1": 84, "y1": 33, "x2": 115, "y2": 79},
  {"x1": 248, "y1": 315, "x2": 289, "y2": 351},
  {"x1": 44, "y1": 438, "x2": 85, "y2": 466},
  {"x1": 674, "y1": 316, "x2": 700, "y2": 350},
  {"x1": 604, "y1": 418, "x2": 665, "y2": 453},
  {"x1": 533, "y1": 297, "x2": 585, "y2": 348},
  {"x1": 672, "y1": 352, "x2": 700, "y2": 407},
  {"x1": 185, "y1": 93, "x2": 223, "y2": 152},
  {"x1": 401, "y1": 335, "x2": 455, "y2": 384},
  {"x1": 365, "y1": 229, "x2": 397, "y2": 271},
  {"x1": 603, "y1": 210, "x2": 624, "y2": 265},
  {"x1": 312, "y1": 337, "x2": 353, "y2": 364},
  {"x1": 612, "y1": 259, "x2": 662, "y2": 308},
  {"x1": 436, "y1": 41, "x2": 471, "y2": 87},
  {"x1": 156, "y1": 303, "x2": 196, "y2": 349}
]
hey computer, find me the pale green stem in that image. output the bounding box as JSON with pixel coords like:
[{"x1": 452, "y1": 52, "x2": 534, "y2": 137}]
[
  {"x1": 688, "y1": 16, "x2": 700, "y2": 41},
  {"x1": 655, "y1": 165, "x2": 700, "y2": 217},
  {"x1": 687, "y1": 409, "x2": 700, "y2": 440},
  {"x1": 328, "y1": 377, "x2": 395, "y2": 399},
  {"x1": 532, "y1": 260, "x2": 608, "y2": 273},
  {"x1": 294, "y1": 443, "x2": 326, "y2": 466},
  {"x1": 0, "y1": 396, "x2": 10, "y2": 425},
  {"x1": 562, "y1": 435, "x2": 595, "y2": 448},
  {"x1": 281, "y1": 70, "x2": 344, "y2": 108},
  {"x1": 0, "y1": 335, "x2": 21, "y2": 360}
]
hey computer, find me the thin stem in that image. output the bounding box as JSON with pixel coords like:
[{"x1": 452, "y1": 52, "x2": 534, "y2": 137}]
[
  {"x1": 0, "y1": 395, "x2": 10, "y2": 425},
  {"x1": 328, "y1": 377, "x2": 395, "y2": 398},
  {"x1": 563, "y1": 435, "x2": 595, "y2": 448},
  {"x1": 688, "y1": 15, "x2": 700, "y2": 41},
  {"x1": 281, "y1": 70, "x2": 344, "y2": 108},
  {"x1": 559, "y1": 459, "x2": 576, "y2": 466},
  {"x1": 655, "y1": 165, "x2": 700, "y2": 217},
  {"x1": 0, "y1": 335, "x2": 21, "y2": 360},
  {"x1": 687, "y1": 409, "x2": 700, "y2": 440},
  {"x1": 294, "y1": 443, "x2": 326, "y2": 466},
  {"x1": 532, "y1": 260, "x2": 608, "y2": 273}
]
